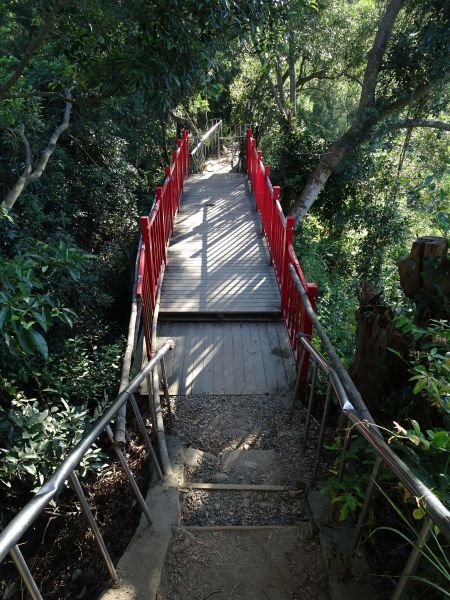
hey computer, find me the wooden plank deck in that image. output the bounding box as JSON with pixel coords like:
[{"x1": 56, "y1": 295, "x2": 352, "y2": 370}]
[
  {"x1": 157, "y1": 321, "x2": 296, "y2": 395},
  {"x1": 160, "y1": 172, "x2": 280, "y2": 316}
]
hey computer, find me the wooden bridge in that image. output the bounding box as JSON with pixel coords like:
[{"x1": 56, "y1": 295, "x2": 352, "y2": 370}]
[
  {"x1": 157, "y1": 167, "x2": 298, "y2": 396},
  {"x1": 138, "y1": 127, "x2": 318, "y2": 381}
]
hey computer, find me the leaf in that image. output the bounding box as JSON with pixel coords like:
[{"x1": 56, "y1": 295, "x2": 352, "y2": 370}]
[
  {"x1": 411, "y1": 420, "x2": 421, "y2": 435},
  {"x1": 413, "y1": 507, "x2": 426, "y2": 520},
  {"x1": 17, "y1": 328, "x2": 36, "y2": 354},
  {"x1": 67, "y1": 267, "x2": 80, "y2": 281},
  {"x1": 413, "y1": 378, "x2": 427, "y2": 394},
  {"x1": 30, "y1": 330, "x2": 48, "y2": 360},
  {"x1": 408, "y1": 434, "x2": 421, "y2": 446},
  {"x1": 387, "y1": 347, "x2": 401, "y2": 358},
  {"x1": 0, "y1": 306, "x2": 10, "y2": 330},
  {"x1": 431, "y1": 431, "x2": 449, "y2": 449},
  {"x1": 23, "y1": 463, "x2": 37, "y2": 475}
]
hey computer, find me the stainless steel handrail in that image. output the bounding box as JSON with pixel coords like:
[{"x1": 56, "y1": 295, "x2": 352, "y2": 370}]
[
  {"x1": 299, "y1": 336, "x2": 450, "y2": 541},
  {"x1": 190, "y1": 119, "x2": 222, "y2": 172},
  {"x1": 0, "y1": 340, "x2": 174, "y2": 596},
  {"x1": 190, "y1": 119, "x2": 222, "y2": 156},
  {"x1": 289, "y1": 261, "x2": 450, "y2": 598}
]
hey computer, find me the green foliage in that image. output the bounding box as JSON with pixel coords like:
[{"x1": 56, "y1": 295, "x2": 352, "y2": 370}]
[
  {"x1": 293, "y1": 215, "x2": 357, "y2": 361},
  {"x1": 37, "y1": 336, "x2": 124, "y2": 408},
  {"x1": 394, "y1": 317, "x2": 450, "y2": 418},
  {"x1": 385, "y1": 318, "x2": 450, "y2": 510},
  {"x1": 0, "y1": 390, "x2": 107, "y2": 526},
  {"x1": 0, "y1": 241, "x2": 92, "y2": 360},
  {"x1": 369, "y1": 489, "x2": 450, "y2": 598},
  {"x1": 406, "y1": 173, "x2": 450, "y2": 237},
  {"x1": 0, "y1": 334, "x2": 123, "y2": 526},
  {"x1": 321, "y1": 434, "x2": 372, "y2": 521}
]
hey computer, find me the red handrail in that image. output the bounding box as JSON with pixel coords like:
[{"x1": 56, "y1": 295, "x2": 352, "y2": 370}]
[
  {"x1": 246, "y1": 128, "x2": 318, "y2": 378},
  {"x1": 137, "y1": 129, "x2": 190, "y2": 358}
]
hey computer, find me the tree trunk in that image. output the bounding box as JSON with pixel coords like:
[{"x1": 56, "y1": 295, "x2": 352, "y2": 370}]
[
  {"x1": 288, "y1": 29, "x2": 296, "y2": 117},
  {"x1": 292, "y1": 118, "x2": 373, "y2": 224},
  {"x1": 2, "y1": 89, "x2": 72, "y2": 210},
  {"x1": 291, "y1": 0, "x2": 405, "y2": 224},
  {"x1": 349, "y1": 281, "x2": 393, "y2": 411},
  {"x1": 397, "y1": 236, "x2": 450, "y2": 326}
]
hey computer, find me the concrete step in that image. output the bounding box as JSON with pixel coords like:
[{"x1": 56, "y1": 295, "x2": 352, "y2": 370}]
[{"x1": 98, "y1": 437, "x2": 184, "y2": 600}]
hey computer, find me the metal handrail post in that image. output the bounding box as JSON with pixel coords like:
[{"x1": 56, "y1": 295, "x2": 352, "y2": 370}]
[
  {"x1": 160, "y1": 356, "x2": 173, "y2": 429},
  {"x1": 392, "y1": 520, "x2": 432, "y2": 600},
  {"x1": 105, "y1": 426, "x2": 153, "y2": 525},
  {"x1": 70, "y1": 471, "x2": 119, "y2": 583},
  {"x1": 128, "y1": 393, "x2": 163, "y2": 480},
  {"x1": 10, "y1": 546, "x2": 43, "y2": 600},
  {"x1": 302, "y1": 361, "x2": 318, "y2": 451},
  {"x1": 347, "y1": 456, "x2": 383, "y2": 555},
  {"x1": 311, "y1": 377, "x2": 333, "y2": 483}
]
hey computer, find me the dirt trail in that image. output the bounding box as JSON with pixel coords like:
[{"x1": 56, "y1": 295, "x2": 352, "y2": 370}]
[{"x1": 157, "y1": 392, "x2": 329, "y2": 600}]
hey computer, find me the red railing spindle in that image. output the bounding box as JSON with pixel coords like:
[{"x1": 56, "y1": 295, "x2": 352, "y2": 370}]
[
  {"x1": 137, "y1": 129, "x2": 189, "y2": 357},
  {"x1": 282, "y1": 216, "x2": 294, "y2": 308},
  {"x1": 245, "y1": 129, "x2": 318, "y2": 380}
]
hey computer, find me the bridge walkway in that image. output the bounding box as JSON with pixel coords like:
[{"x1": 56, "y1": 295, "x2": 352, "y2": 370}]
[{"x1": 160, "y1": 169, "x2": 280, "y2": 318}]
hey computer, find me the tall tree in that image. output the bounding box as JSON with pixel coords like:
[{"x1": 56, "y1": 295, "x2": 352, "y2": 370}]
[{"x1": 291, "y1": 0, "x2": 450, "y2": 224}]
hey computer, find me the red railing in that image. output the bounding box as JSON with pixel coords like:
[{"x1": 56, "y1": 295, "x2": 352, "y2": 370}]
[
  {"x1": 137, "y1": 129, "x2": 190, "y2": 358},
  {"x1": 246, "y1": 128, "x2": 318, "y2": 376}
]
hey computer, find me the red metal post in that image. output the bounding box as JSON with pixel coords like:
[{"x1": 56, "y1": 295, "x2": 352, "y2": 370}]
[
  {"x1": 271, "y1": 185, "x2": 280, "y2": 269},
  {"x1": 180, "y1": 129, "x2": 185, "y2": 179},
  {"x1": 140, "y1": 216, "x2": 156, "y2": 307},
  {"x1": 177, "y1": 139, "x2": 183, "y2": 190},
  {"x1": 156, "y1": 187, "x2": 166, "y2": 261},
  {"x1": 185, "y1": 129, "x2": 190, "y2": 176},
  {"x1": 264, "y1": 165, "x2": 271, "y2": 238},
  {"x1": 251, "y1": 138, "x2": 256, "y2": 190},
  {"x1": 282, "y1": 216, "x2": 294, "y2": 312},
  {"x1": 256, "y1": 150, "x2": 263, "y2": 212},
  {"x1": 171, "y1": 150, "x2": 178, "y2": 203},
  {"x1": 246, "y1": 129, "x2": 252, "y2": 175}
]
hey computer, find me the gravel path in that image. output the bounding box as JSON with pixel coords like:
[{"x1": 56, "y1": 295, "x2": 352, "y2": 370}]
[
  {"x1": 170, "y1": 393, "x2": 325, "y2": 483},
  {"x1": 159, "y1": 526, "x2": 329, "y2": 600},
  {"x1": 168, "y1": 393, "x2": 330, "y2": 526},
  {"x1": 180, "y1": 489, "x2": 308, "y2": 526}
]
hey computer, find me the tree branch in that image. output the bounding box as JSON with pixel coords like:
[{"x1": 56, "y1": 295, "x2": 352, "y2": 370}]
[
  {"x1": 2, "y1": 89, "x2": 72, "y2": 210},
  {"x1": 275, "y1": 56, "x2": 287, "y2": 112},
  {"x1": 378, "y1": 72, "x2": 450, "y2": 120},
  {"x1": 291, "y1": 0, "x2": 407, "y2": 224},
  {"x1": 296, "y1": 69, "x2": 328, "y2": 90},
  {"x1": 377, "y1": 118, "x2": 450, "y2": 134},
  {"x1": 359, "y1": 0, "x2": 405, "y2": 109},
  {"x1": 288, "y1": 29, "x2": 296, "y2": 115},
  {"x1": 0, "y1": 0, "x2": 71, "y2": 101}
]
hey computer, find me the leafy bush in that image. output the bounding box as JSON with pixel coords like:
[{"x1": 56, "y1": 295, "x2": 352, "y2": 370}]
[
  {"x1": 0, "y1": 334, "x2": 123, "y2": 526},
  {"x1": 0, "y1": 240, "x2": 93, "y2": 360},
  {"x1": 387, "y1": 318, "x2": 450, "y2": 512},
  {"x1": 324, "y1": 318, "x2": 450, "y2": 525},
  {"x1": 0, "y1": 388, "x2": 107, "y2": 526},
  {"x1": 322, "y1": 434, "x2": 374, "y2": 521}
]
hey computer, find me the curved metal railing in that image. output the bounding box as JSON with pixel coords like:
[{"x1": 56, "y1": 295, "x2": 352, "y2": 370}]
[
  {"x1": 0, "y1": 340, "x2": 174, "y2": 600},
  {"x1": 190, "y1": 119, "x2": 222, "y2": 173},
  {"x1": 289, "y1": 264, "x2": 450, "y2": 599}
]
